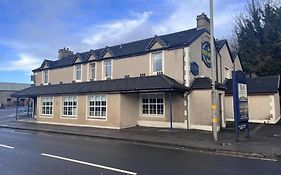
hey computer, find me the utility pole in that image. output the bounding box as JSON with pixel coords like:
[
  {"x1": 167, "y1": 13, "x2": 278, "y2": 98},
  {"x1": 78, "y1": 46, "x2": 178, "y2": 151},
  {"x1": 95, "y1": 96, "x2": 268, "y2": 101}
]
[{"x1": 210, "y1": 0, "x2": 218, "y2": 141}]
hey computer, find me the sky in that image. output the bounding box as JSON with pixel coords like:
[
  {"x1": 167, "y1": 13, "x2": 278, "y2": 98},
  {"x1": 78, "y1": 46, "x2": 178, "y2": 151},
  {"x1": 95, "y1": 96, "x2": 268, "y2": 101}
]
[{"x1": 0, "y1": 0, "x2": 246, "y2": 83}]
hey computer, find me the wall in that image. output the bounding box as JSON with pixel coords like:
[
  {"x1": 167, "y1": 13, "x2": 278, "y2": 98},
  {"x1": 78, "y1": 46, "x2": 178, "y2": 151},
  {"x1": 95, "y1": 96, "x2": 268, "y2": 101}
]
[
  {"x1": 225, "y1": 93, "x2": 280, "y2": 124},
  {"x1": 35, "y1": 45, "x2": 186, "y2": 85},
  {"x1": 188, "y1": 32, "x2": 212, "y2": 82},
  {"x1": 219, "y1": 45, "x2": 234, "y2": 80},
  {"x1": 35, "y1": 92, "x2": 186, "y2": 129},
  {"x1": 0, "y1": 91, "x2": 16, "y2": 106},
  {"x1": 189, "y1": 90, "x2": 212, "y2": 129},
  {"x1": 36, "y1": 94, "x2": 122, "y2": 129},
  {"x1": 49, "y1": 67, "x2": 73, "y2": 84},
  {"x1": 234, "y1": 56, "x2": 243, "y2": 71},
  {"x1": 120, "y1": 94, "x2": 139, "y2": 128}
]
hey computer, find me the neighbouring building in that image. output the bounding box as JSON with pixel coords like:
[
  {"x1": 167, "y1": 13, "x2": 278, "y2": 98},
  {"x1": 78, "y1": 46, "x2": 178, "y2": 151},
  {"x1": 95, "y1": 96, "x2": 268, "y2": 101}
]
[
  {"x1": 0, "y1": 82, "x2": 31, "y2": 106},
  {"x1": 225, "y1": 75, "x2": 281, "y2": 124},
  {"x1": 13, "y1": 13, "x2": 246, "y2": 130}
]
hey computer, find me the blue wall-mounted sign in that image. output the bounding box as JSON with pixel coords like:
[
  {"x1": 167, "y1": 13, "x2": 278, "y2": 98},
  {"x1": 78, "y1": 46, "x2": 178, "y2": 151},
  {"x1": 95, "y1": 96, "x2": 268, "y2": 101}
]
[
  {"x1": 232, "y1": 70, "x2": 249, "y2": 141},
  {"x1": 201, "y1": 42, "x2": 211, "y2": 68},
  {"x1": 190, "y1": 62, "x2": 199, "y2": 76}
]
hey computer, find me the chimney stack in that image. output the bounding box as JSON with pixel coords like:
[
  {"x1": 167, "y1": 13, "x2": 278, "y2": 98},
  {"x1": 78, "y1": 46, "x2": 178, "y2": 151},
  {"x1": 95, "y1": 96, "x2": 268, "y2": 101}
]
[
  {"x1": 58, "y1": 47, "x2": 74, "y2": 59},
  {"x1": 196, "y1": 13, "x2": 210, "y2": 32}
]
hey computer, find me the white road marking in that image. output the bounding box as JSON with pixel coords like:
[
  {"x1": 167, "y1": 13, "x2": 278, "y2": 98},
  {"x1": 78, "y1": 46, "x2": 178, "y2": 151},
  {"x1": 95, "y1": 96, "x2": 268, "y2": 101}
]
[
  {"x1": 41, "y1": 153, "x2": 137, "y2": 175},
  {"x1": 0, "y1": 144, "x2": 14, "y2": 149}
]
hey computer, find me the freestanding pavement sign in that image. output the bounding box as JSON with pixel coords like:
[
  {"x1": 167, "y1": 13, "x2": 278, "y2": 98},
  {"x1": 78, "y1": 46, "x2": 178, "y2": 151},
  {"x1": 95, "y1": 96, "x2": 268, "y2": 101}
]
[{"x1": 232, "y1": 70, "x2": 250, "y2": 141}]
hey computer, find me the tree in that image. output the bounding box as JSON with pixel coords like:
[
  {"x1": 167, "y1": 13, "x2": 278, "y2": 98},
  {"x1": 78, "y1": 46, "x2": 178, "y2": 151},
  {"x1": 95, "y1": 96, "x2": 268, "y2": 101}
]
[{"x1": 233, "y1": 0, "x2": 281, "y2": 76}]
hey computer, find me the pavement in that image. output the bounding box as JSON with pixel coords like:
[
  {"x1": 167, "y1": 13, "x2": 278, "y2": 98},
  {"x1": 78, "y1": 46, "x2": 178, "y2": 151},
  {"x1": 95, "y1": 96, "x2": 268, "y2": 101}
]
[
  {"x1": 0, "y1": 107, "x2": 281, "y2": 161},
  {"x1": 1, "y1": 128, "x2": 280, "y2": 175}
]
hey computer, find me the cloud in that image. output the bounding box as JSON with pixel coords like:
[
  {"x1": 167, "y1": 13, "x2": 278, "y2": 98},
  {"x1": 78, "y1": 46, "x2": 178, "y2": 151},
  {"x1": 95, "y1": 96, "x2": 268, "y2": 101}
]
[
  {"x1": 81, "y1": 0, "x2": 244, "y2": 49},
  {"x1": 0, "y1": 53, "x2": 41, "y2": 74},
  {"x1": 82, "y1": 11, "x2": 152, "y2": 48}
]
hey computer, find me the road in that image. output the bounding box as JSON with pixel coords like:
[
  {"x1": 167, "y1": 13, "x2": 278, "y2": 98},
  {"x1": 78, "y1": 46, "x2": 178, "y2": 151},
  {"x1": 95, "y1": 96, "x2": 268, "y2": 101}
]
[{"x1": 0, "y1": 129, "x2": 280, "y2": 175}]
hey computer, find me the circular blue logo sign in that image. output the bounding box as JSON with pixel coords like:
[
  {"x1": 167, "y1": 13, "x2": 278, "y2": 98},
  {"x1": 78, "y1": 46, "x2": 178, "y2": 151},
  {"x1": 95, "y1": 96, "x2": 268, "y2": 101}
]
[
  {"x1": 202, "y1": 42, "x2": 211, "y2": 68},
  {"x1": 190, "y1": 62, "x2": 199, "y2": 76}
]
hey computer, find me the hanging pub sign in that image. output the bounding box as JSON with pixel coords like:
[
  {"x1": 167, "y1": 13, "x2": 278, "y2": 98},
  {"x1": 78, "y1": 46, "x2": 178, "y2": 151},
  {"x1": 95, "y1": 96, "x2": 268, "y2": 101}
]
[
  {"x1": 201, "y1": 42, "x2": 211, "y2": 68},
  {"x1": 190, "y1": 62, "x2": 199, "y2": 76},
  {"x1": 232, "y1": 70, "x2": 249, "y2": 141}
]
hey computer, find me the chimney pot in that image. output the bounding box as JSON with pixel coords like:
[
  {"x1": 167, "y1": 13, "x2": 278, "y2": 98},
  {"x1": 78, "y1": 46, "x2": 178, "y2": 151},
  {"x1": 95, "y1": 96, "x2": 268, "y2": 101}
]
[
  {"x1": 58, "y1": 47, "x2": 74, "y2": 59},
  {"x1": 196, "y1": 13, "x2": 210, "y2": 32}
]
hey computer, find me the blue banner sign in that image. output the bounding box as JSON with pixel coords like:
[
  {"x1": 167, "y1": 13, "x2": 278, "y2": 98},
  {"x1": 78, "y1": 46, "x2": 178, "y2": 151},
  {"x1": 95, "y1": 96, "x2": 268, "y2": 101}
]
[
  {"x1": 190, "y1": 62, "x2": 199, "y2": 76},
  {"x1": 232, "y1": 70, "x2": 249, "y2": 141}
]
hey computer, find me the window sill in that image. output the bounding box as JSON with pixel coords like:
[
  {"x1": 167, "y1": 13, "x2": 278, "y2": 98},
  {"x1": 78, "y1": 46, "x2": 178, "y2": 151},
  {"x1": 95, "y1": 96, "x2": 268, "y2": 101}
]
[
  {"x1": 61, "y1": 115, "x2": 77, "y2": 119},
  {"x1": 140, "y1": 114, "x2": 165, "y2": 118},
  {"x1": 40, "y1": 114, "x2": 53, "y2": 117},
  {"x1": 87, "y1": 117, "x2": 107, "y2": 120}
]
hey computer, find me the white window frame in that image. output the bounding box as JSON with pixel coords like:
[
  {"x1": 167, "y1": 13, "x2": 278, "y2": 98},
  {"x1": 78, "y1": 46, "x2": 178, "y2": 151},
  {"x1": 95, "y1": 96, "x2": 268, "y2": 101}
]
[
  {"x1": 103, "y1": 60, "x2": 112, "y2": 80},
  {"x1": 42, "y1": 70, "x2": 49, "y2": 85},
  {"x1": 139, "y1": 93, "x2": 165, "y2": 117},
  {"x1": 41, "y1": 97, "x2": 53, "y2": 116},
  {"x1": 87, "y1": 95, "x2": 107, "y2": 119},
  {"x1": 62, "y1": 96, "x2": 78, "y2": 118},
  {"x1": 88, "y1": 62, "x2": 96, "y2": 81},
  {"x1": 75, "y1": 64, "x2": 82, "y2": 82},
  {"x1": 150, "y1": 51, "x2": 164, "y2": 75}
]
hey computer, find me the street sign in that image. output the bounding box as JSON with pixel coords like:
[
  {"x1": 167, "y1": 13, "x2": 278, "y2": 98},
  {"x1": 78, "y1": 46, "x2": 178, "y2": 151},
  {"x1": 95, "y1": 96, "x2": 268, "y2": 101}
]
[{"x1": 232, "y1": 70, "x2": 250, "y2": 141}]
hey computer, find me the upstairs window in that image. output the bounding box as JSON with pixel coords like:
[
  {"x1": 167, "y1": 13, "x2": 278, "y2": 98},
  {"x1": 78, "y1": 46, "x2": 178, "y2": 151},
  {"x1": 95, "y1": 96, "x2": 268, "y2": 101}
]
[
  {"x1": 89, "y1": 63, "x2": 96, "y2": 80},
  {"x1": 75, "y1": 64, "x2": 82, "y2": 81},
  {"x1": 152, "y1": 52, "x2": 163, "y2": 73},
  {"x1": 104, "y1": 60, "x2": 112, "y2": 80},
  {"x1": 43, "y1": 70, "x2": 48, "y2": 84}
]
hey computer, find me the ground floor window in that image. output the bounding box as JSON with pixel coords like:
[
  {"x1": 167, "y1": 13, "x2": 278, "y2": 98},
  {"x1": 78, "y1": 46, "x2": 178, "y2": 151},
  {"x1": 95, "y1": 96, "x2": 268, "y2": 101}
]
[
  {"x1": 63, "y1": 96, "x2": 77, "y2": 117},
  {"x1": 41, "y1": 97, "x2": 53, "y2": 115},
  {"x1": 141, "y1": 93, "x2": 164, "y2": 115},
  {"x1": 88, "y1": 95, "x2": 107, "y2": 119}
]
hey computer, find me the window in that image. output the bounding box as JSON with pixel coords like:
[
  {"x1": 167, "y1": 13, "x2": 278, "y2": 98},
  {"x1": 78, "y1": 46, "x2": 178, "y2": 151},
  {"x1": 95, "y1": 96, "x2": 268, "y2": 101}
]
[
  {"x1": 152, "y1": 52, "x2": 163, "y2": 73},
  {"x1": 225, "y1": 66, "x2": 231, "y2": 79},
  {"x1": 41, "y1": 97, "x2": 53, "y2": 115},
  {"x1": 89, "y1": 63, "x2": 96, "y2": 80},
  {"x1": 141, "y1": 93, "x2": 164, "y2": 116},
  {"x1": 75, "y1": 64, "x2": 82, "y2": 81},
  {"x1": 88, "y1": 95, "x2": 107, "y2": 119},
  {"x1": 104, "y1": 60, "x2": 112, "y2": 79},
  {"x1": 63, "y1": 96, "x2": 77, "y2": 117},
  {"x1": 43, "y1": 70, "x2": 48, "y2": 84}
]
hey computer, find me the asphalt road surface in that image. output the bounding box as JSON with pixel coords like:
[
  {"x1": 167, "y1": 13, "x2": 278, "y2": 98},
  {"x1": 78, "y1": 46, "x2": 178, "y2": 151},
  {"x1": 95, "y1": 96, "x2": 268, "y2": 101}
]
[{"x1": 0, "y1": 129, "x2": 280, "y2": 175}]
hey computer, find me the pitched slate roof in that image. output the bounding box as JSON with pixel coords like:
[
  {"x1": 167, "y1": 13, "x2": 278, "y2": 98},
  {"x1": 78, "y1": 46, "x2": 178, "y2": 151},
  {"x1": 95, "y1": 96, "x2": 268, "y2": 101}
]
[
  {"x1": 33, "y1": 28, "x2": 208, "y2": 72},
  {"x1": 12, "y1": 75, "x2": 188, "y2": 98},
  {"x1": 190, "y1": 77, "x2": 225, "y2": 90},
  {"x1": 0, "y1": 82, "x2": 31, "y2": 91},
  {"x1": 215, "y1": 39, "x2": 227, "y2": 51},
  {"x1": 225, "y1": 75, "x2": 281, "y2": 95}
]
